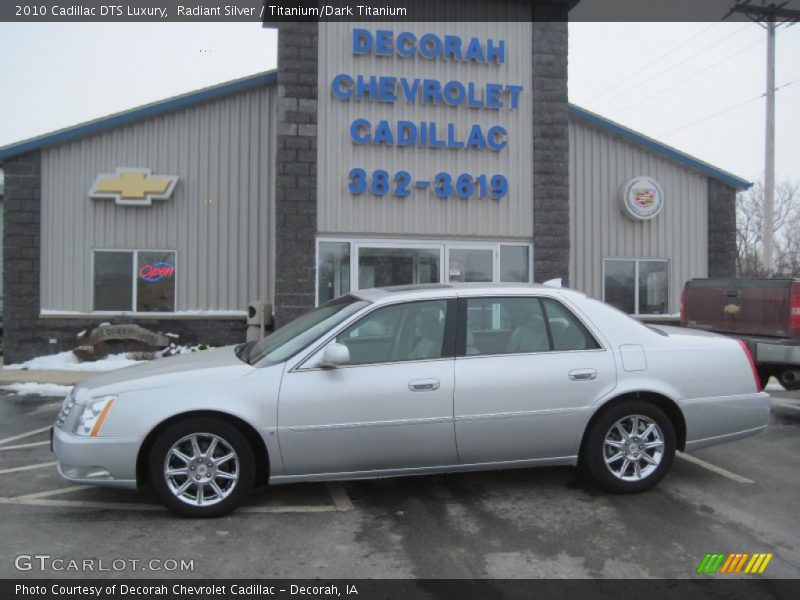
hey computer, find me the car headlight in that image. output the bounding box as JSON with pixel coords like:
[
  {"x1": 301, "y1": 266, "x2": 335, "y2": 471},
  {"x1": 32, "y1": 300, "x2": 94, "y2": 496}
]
[
  {"x1": 74, "y1": 396, "x2": 116, "y2": 437},
  {"x1": 55, "y1": 389, "x2": 77, "y2": 429}
]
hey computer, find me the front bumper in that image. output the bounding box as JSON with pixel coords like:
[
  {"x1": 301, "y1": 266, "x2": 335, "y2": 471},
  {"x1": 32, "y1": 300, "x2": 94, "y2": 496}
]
[{"x1": 52, "y1": 425, "x2": 140, "y2": 489}]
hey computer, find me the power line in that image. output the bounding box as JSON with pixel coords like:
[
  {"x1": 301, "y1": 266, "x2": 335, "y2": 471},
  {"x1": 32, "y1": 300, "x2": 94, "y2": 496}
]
[
  {"x1": 585, "y1": 23, "x2": 718, "y2": 103},
  {"x1": 593, "y1": 23, "x2": 752, "y2": 110},
  {"x1": 608, "y1": 37, "x2": 764, "y2": 117},
  {"x1": 658, "y1": 76, "x2": 800, "y2": 138}
]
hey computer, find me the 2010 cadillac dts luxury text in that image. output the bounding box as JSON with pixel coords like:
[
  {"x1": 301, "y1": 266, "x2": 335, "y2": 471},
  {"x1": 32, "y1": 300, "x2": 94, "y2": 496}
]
[{"x1": 52, "y1": 284, "x2": 770, "y2": 517}]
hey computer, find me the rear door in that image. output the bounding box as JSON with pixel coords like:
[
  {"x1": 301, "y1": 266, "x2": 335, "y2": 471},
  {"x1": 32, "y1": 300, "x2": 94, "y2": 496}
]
[{"x1": 453, "y1": 295, "x2": 616, "y2": 464}]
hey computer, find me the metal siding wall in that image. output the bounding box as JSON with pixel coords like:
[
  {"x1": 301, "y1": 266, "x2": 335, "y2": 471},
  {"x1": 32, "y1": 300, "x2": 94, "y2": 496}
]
[
  {"x1": 318, "y1": 22, "x2": 533, "y2": 238},
  {"x1": 569, "y1": 119, "x2": 708, "y2": 314},
  {"x1": 41, "y1": 85, "x2": 275, "y2": 312}
]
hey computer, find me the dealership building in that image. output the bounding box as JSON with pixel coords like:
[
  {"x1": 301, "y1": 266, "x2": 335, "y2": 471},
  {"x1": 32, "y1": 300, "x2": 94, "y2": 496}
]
[{"x1": 0, "y1": 9, "x2": 750, "y2": 362}]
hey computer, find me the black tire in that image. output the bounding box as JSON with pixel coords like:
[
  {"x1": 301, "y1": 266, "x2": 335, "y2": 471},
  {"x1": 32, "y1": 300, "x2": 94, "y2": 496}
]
[
  {"x1": 778, "y1": 371, "x2": 800, "y2": 391},
  {"x1": 581, "y1": 400, "x2": 676, "y2": 494},
  {"x1": 149, "y1": 417, "x2": 255, "y2": 517}
]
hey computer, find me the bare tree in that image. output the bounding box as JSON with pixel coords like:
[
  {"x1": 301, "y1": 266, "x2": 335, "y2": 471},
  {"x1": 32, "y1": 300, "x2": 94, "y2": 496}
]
[{"x1": 736, "y1": 180, "x2": 800, "y2": 277}]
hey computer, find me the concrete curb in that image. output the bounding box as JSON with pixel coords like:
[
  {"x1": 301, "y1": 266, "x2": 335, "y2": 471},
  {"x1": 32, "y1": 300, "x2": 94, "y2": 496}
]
[{"x1": 0, "y1": 370, "x2": 106, "y2": 386}]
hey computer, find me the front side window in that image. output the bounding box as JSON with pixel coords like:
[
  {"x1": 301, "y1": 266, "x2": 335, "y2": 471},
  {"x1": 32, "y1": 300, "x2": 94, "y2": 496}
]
[
  {"x1": 336, "y1": 300, "x2": 449, "y2": 365},
  {"x1": 93, "y1": 250, "x2": 175, "y2": 312},
  {"x1": 604, "y1": 259, "x2": 669, "y2": 315}
]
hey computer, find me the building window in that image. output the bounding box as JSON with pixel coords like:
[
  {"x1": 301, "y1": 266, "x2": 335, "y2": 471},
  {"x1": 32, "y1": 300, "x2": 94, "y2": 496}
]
[
  {"x1": 93, "y1": 250, "x2": 176, "y2": 312},
  {"x1": 318, "y1": 241, "x2": 351, "y2": 304},
  {"x1": 499, "y1": 245, "x2": 530, "y2": 282},
  {"x1": 604, "y1": 259, "x2": 668, "y2": 315}
]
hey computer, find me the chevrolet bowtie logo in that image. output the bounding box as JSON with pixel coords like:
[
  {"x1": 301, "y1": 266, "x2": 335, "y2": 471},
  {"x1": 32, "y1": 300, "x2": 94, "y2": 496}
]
[{"x1": 89, "y1": 168, "x2": 179, "y2": 206}]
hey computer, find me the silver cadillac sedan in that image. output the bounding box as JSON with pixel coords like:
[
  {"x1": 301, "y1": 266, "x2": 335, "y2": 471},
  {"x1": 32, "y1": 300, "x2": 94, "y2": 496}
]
[{"x1": 53, "y1": 284, "x2": 769, "y2": 517}]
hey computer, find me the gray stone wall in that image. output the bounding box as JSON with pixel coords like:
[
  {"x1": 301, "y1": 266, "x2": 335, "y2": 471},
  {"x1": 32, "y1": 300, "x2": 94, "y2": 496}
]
[
  {"x1": 1, "y1": 152, "x2": 246, "y2": 363},
  {"x1": 532, "y1": 4, "x2": 570, "y2": 284},
  {"x1": 273, "y1": 21, "x2": 319, "y2": 328},
  {"x1": 708, "y1": 178, "x2": 738, "y2": 278},
  {"x1": 2, "y1": 152, "x2": 43, "y2": 363}
]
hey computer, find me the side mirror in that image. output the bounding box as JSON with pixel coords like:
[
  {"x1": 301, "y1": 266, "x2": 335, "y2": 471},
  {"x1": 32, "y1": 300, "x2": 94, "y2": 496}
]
[{"x1": 320, "y1": 342, "x2": 350, "y2": 368}]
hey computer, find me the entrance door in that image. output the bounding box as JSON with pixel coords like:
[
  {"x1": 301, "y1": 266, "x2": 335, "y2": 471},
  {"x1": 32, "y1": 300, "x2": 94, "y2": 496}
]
[
  {"x1": 357, "y1": 246, "x2": 441, "y2": 288},
  {"x1": 447, "y1": 247, "x2": 495, "y2": 283}
]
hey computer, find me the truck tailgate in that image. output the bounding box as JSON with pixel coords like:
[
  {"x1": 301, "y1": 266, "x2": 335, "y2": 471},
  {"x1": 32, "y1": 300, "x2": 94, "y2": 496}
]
[{"x1": 683, "y1": 278, "x2": 795, "y2": 339}]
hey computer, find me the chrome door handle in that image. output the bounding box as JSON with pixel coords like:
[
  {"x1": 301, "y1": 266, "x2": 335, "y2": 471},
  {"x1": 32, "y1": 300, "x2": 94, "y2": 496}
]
[
  {"x1": 409, "y1": 379, "x2": 440, "y2": 392},
  {"x1": 569, "y1": 369, "x2": 597, "y2": 381}
]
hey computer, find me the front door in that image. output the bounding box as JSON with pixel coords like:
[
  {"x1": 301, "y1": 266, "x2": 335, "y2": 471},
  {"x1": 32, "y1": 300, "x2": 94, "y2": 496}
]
[
  {"x1": 454, "y1": 296, "x2": 617, "y2": 464},
  {"x1": 278, "y1": 298, "x2": 458, "y2": 476}
]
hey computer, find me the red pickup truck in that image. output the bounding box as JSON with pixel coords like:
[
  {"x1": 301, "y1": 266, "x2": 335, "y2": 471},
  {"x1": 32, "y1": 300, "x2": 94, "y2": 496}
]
[{"x1": 680, "y1": 278, "x2": 800, "y2": 390}]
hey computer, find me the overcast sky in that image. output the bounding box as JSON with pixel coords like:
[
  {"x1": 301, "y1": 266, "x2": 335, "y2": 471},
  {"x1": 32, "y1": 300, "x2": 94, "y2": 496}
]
[{"x1": 0, "y1": 21, "x2": 797, "y2": 184}]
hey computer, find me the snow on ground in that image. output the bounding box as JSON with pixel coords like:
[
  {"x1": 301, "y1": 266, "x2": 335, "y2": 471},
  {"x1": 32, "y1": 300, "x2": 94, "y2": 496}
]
[
  {"x1": 5, "y1": 344, "x2": 215, "y2": 372},
  {"x1": 0, "y1": 382, "x2": 73, "y2": 397},
  {"x1": 5, "y1": 351, "x2": 144, "y2": 372},
  {"x1": 766, "y1": 377, "x2": 786, "y2": 392}
]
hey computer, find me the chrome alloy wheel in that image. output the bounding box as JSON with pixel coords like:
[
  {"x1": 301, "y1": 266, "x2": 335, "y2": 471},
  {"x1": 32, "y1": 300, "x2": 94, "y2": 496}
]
[
  {"x1": 603, "y1": 415, "x2": 665, "y2": 482},
  {"x1": 163, "y1": 433, "x2": 239, "y2": 506}
]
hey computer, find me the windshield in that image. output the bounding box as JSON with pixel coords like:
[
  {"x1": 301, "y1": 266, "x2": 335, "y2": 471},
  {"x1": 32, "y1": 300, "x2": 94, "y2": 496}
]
[{"x1": 244, "y1": 295, "x2": 368, "y2": 365}]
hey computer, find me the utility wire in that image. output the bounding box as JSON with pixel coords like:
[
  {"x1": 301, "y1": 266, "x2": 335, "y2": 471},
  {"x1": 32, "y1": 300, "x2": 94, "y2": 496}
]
[
  {"x1": 658, "y1": 76, "x2": 800, "y2": 138},
  {"x1": 586, "y1": 23, "x2": 719, "y2": 103},
  {"x1": 593, "y1": 23, "x2": 752, "y2": 110},
  {"x1": 608, "y1": 37, "x2": 765, "y2": 117}
]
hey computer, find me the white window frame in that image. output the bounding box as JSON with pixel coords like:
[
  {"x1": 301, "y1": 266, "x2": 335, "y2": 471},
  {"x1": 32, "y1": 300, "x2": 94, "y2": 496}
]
[
  {"x1": 315, "y1": 237, "x2": 534, "y2": 306},
  {"x1": 92, "y1": 249, "x2": 178, "y2": 315},
  {"x1": 602, "y1": 258, "x2": 670, "y2": 316}
]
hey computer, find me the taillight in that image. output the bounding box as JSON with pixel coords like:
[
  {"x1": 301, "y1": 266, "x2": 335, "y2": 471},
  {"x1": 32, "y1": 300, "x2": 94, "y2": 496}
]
[
  {"x1": 791, "y1": 293, "x2": 800, "y2": 331},
  {"x1": 680, "y1": 287, "x2": 687, "y2": 324},
  {"x1": 737, "y1": 340, "x2": 762, "y2": 393}
]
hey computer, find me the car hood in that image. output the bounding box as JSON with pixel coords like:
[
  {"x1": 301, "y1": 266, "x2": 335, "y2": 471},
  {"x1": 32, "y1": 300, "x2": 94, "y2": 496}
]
[{"x1": 77, "y1": 345, "x2": 255, "y2": 396}]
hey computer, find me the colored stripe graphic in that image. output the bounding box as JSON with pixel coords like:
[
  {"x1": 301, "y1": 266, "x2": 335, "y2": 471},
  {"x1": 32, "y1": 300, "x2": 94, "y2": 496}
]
[{"x1": 699, "y1": 552, "x2": 773, "y2": 575}]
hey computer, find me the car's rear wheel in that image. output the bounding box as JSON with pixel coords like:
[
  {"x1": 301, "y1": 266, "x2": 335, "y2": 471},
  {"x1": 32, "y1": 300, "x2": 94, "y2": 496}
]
[
  {"x1": 149, "y1": 417, "x2": 254, "y2": 517},
  {"x1": 582, "y1": 400, "x2": 676, "y2": 493}
]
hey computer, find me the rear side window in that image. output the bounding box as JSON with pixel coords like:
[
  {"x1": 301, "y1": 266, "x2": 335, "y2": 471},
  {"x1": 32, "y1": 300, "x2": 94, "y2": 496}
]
[
  {"x1": 541, "y1": 298, "x2": 600, "y2": 351},
  {"x1": 460, "y1": 297, "x2": 600, "y2": 356}
]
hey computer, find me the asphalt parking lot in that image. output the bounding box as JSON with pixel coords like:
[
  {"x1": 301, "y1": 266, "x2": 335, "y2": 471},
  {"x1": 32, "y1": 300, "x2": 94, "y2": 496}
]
[{"x1": 0, "y1": 388, "x2": 798, "y2": 579}]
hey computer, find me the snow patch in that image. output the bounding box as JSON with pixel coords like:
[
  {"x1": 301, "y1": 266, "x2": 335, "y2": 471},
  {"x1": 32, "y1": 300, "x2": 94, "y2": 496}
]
[
  {"x1": 765, "y1": 377, "x2": 785, "y2": 392},
  {"x1": 1, "y1": 383, "x2": 74, "y2": 397}
]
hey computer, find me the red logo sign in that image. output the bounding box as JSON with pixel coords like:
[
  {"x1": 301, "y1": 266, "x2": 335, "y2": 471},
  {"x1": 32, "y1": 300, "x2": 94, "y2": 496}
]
[{"x1": 138, "y1": 262, "x2": 175, "y2": 283}]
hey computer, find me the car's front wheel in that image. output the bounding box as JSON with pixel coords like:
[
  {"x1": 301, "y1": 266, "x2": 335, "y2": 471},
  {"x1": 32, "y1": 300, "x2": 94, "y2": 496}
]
[
  {"x1": 149, "y1": 417, "x2": 255, "y2": 517},
  {"x1": 582, "y1": 401, "x2": 676, "y2": 493}
]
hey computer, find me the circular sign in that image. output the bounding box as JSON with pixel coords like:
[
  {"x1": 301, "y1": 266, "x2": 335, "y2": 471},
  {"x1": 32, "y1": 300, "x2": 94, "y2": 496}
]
[{"x1": 620, "y1": 176, "x2": 664, "y2": 221}]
